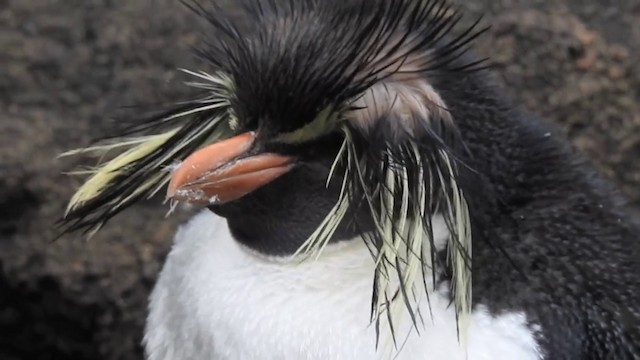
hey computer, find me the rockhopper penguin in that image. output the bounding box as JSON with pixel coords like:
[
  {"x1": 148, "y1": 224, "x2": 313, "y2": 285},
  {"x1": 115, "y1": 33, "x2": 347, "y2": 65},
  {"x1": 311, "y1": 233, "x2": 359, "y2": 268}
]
[{"x1": 60, "y1": 0, "x2": 640, "y2": 359}]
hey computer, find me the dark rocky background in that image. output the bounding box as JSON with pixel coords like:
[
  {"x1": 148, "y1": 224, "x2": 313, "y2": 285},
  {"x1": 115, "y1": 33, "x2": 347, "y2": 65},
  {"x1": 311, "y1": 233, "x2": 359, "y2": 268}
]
[{"x1": 1, "y1": 0, "x2": 639, "y2": 359}]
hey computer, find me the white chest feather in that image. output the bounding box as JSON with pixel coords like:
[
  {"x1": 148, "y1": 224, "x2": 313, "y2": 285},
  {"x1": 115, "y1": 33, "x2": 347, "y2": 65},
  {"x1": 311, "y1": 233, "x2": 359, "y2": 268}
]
[{"x1": 144, "y1": 210, "x2": 542, "y2": 360}]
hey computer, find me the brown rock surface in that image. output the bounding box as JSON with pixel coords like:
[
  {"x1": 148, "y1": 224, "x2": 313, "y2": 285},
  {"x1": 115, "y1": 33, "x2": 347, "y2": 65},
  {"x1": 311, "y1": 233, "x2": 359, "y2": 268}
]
[{"x1": 1, "y1": 1, "x2": 638, "y2": 359}]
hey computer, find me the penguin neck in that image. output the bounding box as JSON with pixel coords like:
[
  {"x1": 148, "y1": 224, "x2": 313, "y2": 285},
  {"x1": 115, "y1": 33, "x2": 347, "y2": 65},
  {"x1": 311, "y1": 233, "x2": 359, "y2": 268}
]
[{"x1": 217, "y1": 206, "x2": 452, "y2": 265}]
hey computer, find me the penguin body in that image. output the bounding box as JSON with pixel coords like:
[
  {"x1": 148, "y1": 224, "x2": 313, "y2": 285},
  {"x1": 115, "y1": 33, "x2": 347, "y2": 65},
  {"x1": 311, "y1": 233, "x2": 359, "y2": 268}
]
[
  {"x1": 60, "y1": 0, "x2": 640, "y2": 358},
  {"x1": 144, "y1": 210, "x2": 542, "y2": 360}
]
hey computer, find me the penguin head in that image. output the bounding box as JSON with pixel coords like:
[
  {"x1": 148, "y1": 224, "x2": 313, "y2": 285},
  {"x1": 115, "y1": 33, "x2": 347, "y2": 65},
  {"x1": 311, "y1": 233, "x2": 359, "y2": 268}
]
[
  {"x1": 61, "y1": 0, "x2": 490, "y2": 339},
  {"x1": 176, "y1": 0, "x2": 489, "y2": 251}
]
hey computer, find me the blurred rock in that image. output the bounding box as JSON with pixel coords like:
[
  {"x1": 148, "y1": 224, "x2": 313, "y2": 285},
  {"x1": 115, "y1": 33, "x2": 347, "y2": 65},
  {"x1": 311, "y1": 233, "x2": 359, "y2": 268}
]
[{"x1": 0, "y1": 1, "x2": 638, "y2": 359}]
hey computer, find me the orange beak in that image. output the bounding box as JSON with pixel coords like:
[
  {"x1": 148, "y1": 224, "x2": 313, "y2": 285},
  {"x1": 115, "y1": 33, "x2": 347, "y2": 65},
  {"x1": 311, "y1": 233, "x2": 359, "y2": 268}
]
[{"x1": 166, "y1": 131, "x2": 295, "y2": 205}]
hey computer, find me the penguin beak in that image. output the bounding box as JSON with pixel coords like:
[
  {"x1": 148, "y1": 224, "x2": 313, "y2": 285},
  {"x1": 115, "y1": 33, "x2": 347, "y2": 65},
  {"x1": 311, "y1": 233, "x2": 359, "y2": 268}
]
[{"x1": 166, "y1": 131, "x2": 295, "y2": 205}]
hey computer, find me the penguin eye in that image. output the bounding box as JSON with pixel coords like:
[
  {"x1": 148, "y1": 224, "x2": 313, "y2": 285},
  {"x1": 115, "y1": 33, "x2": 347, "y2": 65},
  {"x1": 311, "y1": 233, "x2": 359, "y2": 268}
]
[{"x1": 276, "y1": 106, "x2": 343, "y2": 144}]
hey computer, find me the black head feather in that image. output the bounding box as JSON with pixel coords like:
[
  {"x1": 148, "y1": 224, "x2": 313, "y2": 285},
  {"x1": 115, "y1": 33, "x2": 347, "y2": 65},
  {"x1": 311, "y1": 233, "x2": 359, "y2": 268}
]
[{"x1": 189, "y1": 0, "x2": 488, "y2": 133}]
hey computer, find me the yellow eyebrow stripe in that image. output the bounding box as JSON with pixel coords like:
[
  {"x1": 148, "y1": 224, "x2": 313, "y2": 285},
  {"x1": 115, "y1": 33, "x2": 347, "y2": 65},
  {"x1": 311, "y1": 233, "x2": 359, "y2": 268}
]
[{"x1": 275, "y1": 106, "x2": 342, "y2": 144}]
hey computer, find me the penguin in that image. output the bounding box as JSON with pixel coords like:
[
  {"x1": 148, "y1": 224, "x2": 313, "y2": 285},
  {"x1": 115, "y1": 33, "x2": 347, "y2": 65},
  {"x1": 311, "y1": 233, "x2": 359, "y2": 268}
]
[{"x1": 59, "y1": 0, "x2": 640, "y2": 359}]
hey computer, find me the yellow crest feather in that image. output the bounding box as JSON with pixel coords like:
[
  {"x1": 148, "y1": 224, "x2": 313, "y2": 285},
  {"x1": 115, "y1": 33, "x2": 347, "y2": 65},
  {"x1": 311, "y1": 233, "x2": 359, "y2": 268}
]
[{"x1": 65, "y1": 130, "x2": 178, "y2": 215}]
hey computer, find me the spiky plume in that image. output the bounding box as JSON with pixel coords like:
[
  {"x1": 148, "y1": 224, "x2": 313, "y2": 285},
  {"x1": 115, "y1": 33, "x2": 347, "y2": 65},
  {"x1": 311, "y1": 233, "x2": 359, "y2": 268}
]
[{"x1": 59, "y1": 70, "x2": 236, "y2": 235}]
